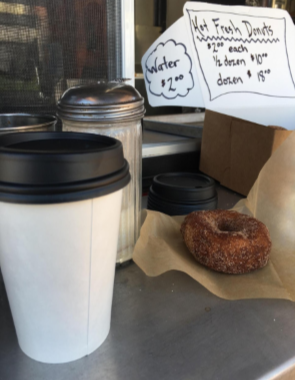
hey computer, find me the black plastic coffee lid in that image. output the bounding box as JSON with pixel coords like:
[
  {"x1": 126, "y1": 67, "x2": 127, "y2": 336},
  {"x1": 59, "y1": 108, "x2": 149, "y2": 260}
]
[
  {"x1": 151, "y1": 172, "x2": 215, "y2": 203},
  {"x1": 0, "y1": 132, "x2": 130, "y2": 204},
  {"x1": 147, "y1": 189, "x2": 218, "y2": 216}
]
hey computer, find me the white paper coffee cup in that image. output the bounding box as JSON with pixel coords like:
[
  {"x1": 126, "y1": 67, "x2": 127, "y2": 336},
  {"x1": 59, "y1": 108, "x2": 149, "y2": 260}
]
[{"x1": 0, "y1": 132, "x2": 130, "y2": 363}]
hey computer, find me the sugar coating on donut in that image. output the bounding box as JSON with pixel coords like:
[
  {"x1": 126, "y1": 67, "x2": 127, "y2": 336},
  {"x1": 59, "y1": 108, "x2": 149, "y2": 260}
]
[{"x1": 180, "y1": 210, "x2": 271, "y2": 274}]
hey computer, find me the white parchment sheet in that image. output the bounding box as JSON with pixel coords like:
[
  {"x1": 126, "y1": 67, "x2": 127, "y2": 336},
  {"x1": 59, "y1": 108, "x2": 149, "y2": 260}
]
[{"x1": 134, "y1": 132, "x2": 295, "y2": 301}]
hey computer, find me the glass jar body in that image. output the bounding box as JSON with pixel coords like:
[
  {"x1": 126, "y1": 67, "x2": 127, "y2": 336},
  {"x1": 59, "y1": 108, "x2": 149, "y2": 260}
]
[{"x1": 62, "y1": 119, "x2": 142, "y2": 263}]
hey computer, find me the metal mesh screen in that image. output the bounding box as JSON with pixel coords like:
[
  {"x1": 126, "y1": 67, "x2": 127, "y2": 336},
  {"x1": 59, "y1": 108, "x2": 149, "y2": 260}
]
[{"x1": 0, "y1": 0, "x2": 123, "y2": 116}]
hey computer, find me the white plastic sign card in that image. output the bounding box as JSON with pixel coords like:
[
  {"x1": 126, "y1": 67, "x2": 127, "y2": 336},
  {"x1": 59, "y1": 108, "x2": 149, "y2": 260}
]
[
  {"x1": 141, "y1": 16, "x2": 204, "y2": 108},
  {"x1": 183, "y1": 2, "x2": 295, "y2": 129}
]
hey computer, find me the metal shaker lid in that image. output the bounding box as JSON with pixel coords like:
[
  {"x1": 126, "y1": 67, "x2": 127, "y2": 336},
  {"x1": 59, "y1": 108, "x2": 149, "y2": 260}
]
[{"x1": 57, "y1": 82, "x2": 145, "y2": 123}]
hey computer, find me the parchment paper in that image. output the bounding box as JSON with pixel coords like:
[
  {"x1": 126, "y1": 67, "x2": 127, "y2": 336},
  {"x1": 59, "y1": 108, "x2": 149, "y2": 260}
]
[{"x1": 133, "y1": 131, "x2": 295, "y2": 301}]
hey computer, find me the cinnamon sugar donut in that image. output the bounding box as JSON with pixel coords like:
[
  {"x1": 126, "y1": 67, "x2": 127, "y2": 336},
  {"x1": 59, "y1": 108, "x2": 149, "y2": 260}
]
[{"x1": 180, "y1": 210, "x2": 271, "y2": 274}]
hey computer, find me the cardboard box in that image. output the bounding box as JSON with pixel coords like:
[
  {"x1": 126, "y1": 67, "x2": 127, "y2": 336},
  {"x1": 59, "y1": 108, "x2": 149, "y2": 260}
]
[{"x1": 199, "y1": 110, "x2": 292, "y2": 196}]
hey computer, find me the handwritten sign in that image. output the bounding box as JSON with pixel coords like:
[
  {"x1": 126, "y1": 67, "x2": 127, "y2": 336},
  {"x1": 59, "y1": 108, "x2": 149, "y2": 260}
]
[
  {"x1": 145, "y1": 39, "x2": 194, "y2": 99},
  {"x1": 141, "y1": 3, "x2": 295, "y2": 129},
  {"x1": 185, "y1": 9, "x2": 295, "y2": 100},
  {"x1": 141, "y1": 16, "x2": 204, "y2": 108},
  {"x1": 183, "y1": 2, "x2": 295, "y2": 129}
]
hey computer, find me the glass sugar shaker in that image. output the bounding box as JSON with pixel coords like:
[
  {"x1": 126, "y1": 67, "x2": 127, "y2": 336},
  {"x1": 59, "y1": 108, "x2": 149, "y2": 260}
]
[{"x1": 57, "y1": 82, "x2": 145, "y2": 263}]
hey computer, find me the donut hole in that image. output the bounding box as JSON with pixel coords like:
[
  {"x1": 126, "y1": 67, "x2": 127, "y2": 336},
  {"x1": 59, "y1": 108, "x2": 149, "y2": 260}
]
[{"x1": 217, "y1": 220, "x2": 242, "y2": 233}]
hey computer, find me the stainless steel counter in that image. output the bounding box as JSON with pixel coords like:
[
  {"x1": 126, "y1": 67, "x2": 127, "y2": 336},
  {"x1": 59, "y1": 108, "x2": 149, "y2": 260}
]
[
  {"x1": 143, "y1": 112, "x2": 204, "y2": 138},
  {"x1": 142, "y1": 129, "x2": 201, "y2": 158},
  {"x1": 1, "y1": 186, "x2": 295, "y2": 380}
]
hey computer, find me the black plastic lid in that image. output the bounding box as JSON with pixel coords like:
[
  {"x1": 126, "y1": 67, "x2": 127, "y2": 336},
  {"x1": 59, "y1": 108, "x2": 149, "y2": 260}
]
[
  {"x1": 147, "y1": 189, "x2": 218, "y2": 216},
  {"x1": 0, "y1": 132, "x2": 130, "y2": 204},
  {"x1": 151, "y1": 172, "x2": 216, "y2": 203}
]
